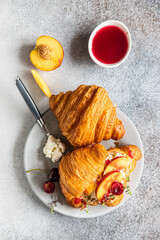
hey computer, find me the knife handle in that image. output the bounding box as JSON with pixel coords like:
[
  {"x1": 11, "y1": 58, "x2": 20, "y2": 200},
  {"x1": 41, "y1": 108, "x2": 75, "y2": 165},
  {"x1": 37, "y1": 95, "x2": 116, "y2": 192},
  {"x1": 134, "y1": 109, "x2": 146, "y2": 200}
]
[{"x1": 16, "y1": 77, "x2": 42, "y2": 120}]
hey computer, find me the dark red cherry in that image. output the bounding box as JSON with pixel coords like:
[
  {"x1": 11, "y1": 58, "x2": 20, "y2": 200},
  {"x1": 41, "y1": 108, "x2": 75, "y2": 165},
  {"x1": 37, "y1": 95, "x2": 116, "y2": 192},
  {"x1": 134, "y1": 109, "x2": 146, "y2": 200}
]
[
  {"x1": 111, "y1": 181, "x2": 124, "y2": 195},
  {"x1": 49, "y1": 168, "x2": 59, "y2": 182},
  {"x1": 43, "y1": 181, "x2": 55, "y2": 194}
]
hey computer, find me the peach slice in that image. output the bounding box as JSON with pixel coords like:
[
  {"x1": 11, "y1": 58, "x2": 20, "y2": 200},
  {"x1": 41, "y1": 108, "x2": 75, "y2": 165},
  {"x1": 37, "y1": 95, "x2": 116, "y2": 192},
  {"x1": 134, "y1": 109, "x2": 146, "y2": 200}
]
[
  {"x1": 106, "y1": 194, "x2": 124, "y2": 207},
  {"x1": 84, "y1": 182, "x2": 95, "y2": 196},
  {"x1": 31, "y1": 70, "x2": 52, "y2": 98},
  {"x1": 30, "y1": 35, "x2": 64, "y2": 71},
  {"x1": 96, "y1": 171, "x2": 123, "y2": 201},
  {"x1": 103, "y1": 157, "x2": 132, "y2": 176}
]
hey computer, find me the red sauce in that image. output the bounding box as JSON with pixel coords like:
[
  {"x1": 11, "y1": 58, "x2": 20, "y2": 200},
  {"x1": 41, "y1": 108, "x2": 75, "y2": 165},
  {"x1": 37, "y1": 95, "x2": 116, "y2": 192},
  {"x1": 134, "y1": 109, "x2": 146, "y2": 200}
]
[
  {"x1": 128, "y1": 147, "x2": 134, "y2": 158},
  {"x1": 105, "y1": 159, "x2": 110, "y2": 165},
  {"x1": 105, "y1": 156, "x2": 123, "y2": 165},
  {"x1": 74, "y1": 197, "x2": 82, "y2": 204},
  {"x1": 112, "y1": 156, "x2": 123, "y2": 161},
  {"x1": 92, "y1": 26, "x2": 128, "y2": 64},
  {"x1": 101, "y1": 192, "x2": 110, "y2": 203}
]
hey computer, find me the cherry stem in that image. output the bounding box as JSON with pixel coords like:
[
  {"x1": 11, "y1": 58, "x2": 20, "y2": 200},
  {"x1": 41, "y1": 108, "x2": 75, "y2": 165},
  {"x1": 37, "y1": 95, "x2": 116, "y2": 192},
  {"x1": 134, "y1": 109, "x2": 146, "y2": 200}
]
[{"x1": 26, "y1": 168, "x2": 50, "y2": 174}]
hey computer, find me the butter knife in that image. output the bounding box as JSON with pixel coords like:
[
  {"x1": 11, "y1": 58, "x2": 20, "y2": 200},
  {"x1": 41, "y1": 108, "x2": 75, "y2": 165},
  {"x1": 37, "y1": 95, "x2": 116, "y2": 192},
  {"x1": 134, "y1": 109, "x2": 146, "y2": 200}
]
[{"x1": 16, "y1": 77, "x2": 50, "y2": 137}]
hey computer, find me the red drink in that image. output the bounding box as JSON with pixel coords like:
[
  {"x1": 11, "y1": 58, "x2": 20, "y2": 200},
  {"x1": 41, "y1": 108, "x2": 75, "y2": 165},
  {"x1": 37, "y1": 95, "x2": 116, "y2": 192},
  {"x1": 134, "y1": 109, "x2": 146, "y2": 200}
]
[{"x1": 92, "y1": 26, "x2": 128, "y2": 64}]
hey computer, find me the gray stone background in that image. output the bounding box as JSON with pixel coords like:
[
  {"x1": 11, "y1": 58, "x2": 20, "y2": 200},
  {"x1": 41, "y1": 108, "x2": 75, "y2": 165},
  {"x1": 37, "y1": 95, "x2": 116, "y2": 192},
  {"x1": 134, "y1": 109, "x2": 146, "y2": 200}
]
[{"x1": 0, "y1": 0, "x2": 159, "y2": 239}]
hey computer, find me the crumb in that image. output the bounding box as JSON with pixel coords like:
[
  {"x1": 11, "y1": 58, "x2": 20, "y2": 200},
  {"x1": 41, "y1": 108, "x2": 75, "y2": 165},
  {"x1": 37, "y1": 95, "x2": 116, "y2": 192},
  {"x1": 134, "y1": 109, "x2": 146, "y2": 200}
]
[{"x1": 114, "y1": 142, "x2": 119, "y2": 148}]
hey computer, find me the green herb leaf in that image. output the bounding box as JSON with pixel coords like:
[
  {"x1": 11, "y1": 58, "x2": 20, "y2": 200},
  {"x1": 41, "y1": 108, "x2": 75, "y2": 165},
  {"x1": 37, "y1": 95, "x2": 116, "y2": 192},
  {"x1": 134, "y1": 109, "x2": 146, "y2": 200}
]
[
  {"x1": 110, "y1": 195, "x2": 115, "y2": 199},
  {"x1": 84, "y1": 204, "x2": 89, "y2": 213},
  {"x1": 87, "y1": 195, "x2": 91, "y2": 200},
  {"x1": 50, "y1": 204, "x2": 55, "y2": 214},
  {"x1": 125, "y1": 185, "x2": 132, "y2": 195},
  {"x1": 126, "y1": 176, "x2": 130, "y2": 182}
]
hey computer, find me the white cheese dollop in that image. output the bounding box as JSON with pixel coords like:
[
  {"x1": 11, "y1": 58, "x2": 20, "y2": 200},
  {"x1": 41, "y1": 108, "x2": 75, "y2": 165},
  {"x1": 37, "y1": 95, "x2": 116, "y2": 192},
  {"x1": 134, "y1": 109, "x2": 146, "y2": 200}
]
[
  {"x1": 43, "y1": 135, "x2": 66, "y2": 162},
  {"x1": 107, "y1": 152, "x2": 124, "y2": 160}
]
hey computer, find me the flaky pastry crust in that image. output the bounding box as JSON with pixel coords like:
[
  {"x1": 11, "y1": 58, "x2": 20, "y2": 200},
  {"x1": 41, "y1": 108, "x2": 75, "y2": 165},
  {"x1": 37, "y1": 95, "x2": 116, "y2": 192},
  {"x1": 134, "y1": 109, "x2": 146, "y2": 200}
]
[
  {"x1": 59, "y1": 144, "x2": 142, "y2": 208},
  {"x1": 49, "y1": 85, "x2": 125, "y2": 147},
  {"x1": 59, "y1": 144, "x2": 108, "y2": 200}
]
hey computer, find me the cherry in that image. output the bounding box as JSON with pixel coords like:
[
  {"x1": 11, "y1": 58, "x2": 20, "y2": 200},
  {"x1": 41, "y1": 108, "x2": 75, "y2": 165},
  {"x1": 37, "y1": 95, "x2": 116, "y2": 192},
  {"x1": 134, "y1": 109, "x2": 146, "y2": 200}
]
[
  {"x1": 74, "y1": 197, "x2": 82, "y2": 204},
  {"x1": 111, "y1": 181, "x2": 124, "y2": 195},
  {"x1": 49, "y1": 168, "x2": 59, "y2": 182},
  {"x1": 43, "y1": 181, "x2": 55, "y2": 194}
]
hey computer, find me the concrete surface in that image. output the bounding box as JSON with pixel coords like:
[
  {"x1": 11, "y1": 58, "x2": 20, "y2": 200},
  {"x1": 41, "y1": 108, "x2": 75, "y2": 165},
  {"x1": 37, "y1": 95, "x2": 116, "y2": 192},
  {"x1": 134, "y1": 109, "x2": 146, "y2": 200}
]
[{"x1": 0, "y1": 0, "x2": 159, "y2": 239}]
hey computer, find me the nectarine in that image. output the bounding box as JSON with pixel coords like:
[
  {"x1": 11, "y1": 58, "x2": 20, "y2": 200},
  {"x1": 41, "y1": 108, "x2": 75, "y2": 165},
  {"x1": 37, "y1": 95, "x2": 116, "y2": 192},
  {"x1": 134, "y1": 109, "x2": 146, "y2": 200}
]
[{"x1": 84, "y1": 182, "x2": 95, "y2": 196}]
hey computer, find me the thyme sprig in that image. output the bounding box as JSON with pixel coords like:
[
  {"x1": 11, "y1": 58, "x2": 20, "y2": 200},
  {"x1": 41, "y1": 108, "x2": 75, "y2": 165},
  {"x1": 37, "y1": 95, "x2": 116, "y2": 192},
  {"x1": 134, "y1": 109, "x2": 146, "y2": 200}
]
[
  {"x1": 101, "y1": 194, "x2": 115, "y2": 205},
  {"x1": 126, "y1": 176, "x2": 130, "y2": 182},
  {"x1": 49, "y1": 200, "x2": 63, "y2": 214},
  {"x1": 125, "y1": 185, "x2": 132, "y2": 195},
  {"x1": 123, "y1": 185, "x2": 132, "y2": 195},
  {"x1": 50, "y1": 203, "x2": 55, "y2": 214},
  {"x1": 84, "y1": 204, "x2": 89, "y2": 213}
]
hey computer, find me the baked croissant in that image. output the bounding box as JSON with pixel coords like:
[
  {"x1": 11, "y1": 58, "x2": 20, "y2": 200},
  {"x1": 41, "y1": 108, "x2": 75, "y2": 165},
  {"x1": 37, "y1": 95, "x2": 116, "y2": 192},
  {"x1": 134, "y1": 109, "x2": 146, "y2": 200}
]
[
  {"x1": 59, "y1": 144, "x2": 142, "y2": 208},
  {"x1": 49, "y1": 85, "x2": 125, "y2": 147}
]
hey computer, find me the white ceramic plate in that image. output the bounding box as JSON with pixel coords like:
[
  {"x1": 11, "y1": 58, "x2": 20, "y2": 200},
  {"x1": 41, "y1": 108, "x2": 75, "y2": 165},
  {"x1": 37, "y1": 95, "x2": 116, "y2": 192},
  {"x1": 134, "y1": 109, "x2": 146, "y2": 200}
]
[{"x1": 24, "y1": 109, "x2": 144, "y2": 218}]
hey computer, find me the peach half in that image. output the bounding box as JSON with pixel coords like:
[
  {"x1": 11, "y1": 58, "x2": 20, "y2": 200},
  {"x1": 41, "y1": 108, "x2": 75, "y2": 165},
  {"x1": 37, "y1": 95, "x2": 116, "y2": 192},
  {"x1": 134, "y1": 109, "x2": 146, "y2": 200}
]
[
  {"x1": 30, "y1": 36, "x2": 64, "y2": 71},
  {"x1": 96, "y1": 171, "x2": 124, "y2": 201}
]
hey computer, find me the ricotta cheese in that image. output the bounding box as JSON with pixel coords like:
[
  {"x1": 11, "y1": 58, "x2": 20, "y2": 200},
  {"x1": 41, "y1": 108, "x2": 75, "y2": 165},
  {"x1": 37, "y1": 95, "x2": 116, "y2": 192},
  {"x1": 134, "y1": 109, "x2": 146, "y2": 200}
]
[
  {"x1": 43, "y1": 135, "x2": 66, "y2": 162},
  {"x1": 107, "y1": 152, "x2": 124, "y2": 160}
]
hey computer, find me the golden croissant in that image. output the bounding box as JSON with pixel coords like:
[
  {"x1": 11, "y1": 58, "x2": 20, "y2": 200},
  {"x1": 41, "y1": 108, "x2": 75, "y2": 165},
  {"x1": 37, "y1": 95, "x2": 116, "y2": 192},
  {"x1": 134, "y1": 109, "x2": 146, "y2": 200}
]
[
  {"x1": 49, "y1": 85, "x2": 125, "y2": 147},
  {"x1": 59, "y1": 144, "x2": 142, "y2": 208}
]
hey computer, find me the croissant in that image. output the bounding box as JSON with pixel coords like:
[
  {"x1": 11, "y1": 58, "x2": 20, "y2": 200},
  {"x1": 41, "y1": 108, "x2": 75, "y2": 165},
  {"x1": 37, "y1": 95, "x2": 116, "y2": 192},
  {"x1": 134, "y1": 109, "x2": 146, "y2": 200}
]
[
  {"x1": 59, "y1": 144, "x2": 142, "y2": 208},
  {"x1": 49, "y1": 85, "x2": 125, "y2": 147}
]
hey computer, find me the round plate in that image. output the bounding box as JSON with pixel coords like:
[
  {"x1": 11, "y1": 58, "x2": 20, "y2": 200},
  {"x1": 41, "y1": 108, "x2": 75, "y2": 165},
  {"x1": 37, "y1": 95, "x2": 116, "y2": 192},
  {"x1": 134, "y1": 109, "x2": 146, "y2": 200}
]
[{"x1": 24, "y1": 109, "x2": 144, "y2": 218}]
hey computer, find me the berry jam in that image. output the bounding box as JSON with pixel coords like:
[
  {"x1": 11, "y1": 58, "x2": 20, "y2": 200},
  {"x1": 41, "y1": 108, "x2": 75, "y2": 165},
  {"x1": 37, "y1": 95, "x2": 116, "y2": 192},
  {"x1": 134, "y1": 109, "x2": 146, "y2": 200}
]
[
  {"x1": 74, "y1": 197, "x2": 82, "y2": 204},
  {"x1": 102, "y1": 193, "x2": 110, "y2": 201},
  {"x1": 105, "y1": 156, "x2": 123, "y2": 165},
  {"x1": 92, "y1": 26, "x2": 128, "y2": 64},
  {"x1": 128, "y1": 147, "x2": 134, "y2": 158},
  {"x1": 105, "y1": 159, "x2": 110, "y2": 165}
]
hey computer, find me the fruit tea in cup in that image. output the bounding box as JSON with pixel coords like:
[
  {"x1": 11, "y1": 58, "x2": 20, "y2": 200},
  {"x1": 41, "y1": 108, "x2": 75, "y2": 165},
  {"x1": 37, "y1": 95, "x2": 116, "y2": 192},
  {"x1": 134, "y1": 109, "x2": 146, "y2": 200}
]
[{"x1": 88, "y1": 20, "x2": 131, "y2": 67}]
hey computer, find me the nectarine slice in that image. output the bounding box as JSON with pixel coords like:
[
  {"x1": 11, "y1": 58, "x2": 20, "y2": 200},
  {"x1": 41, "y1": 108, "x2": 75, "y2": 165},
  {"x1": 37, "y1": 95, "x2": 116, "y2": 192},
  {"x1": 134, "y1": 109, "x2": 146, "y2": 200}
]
[
  {"x1": 96, "y1": 172, "x2": 123, "y2": 201},
  {"x1": 31, "y1": 70, "x2": 52, "y2": 98},
  {"x1": 103, "y1": 157, "x2": 132, "y2": 176},
  {"x1": 84, "y1": 182, "x2": 95, "y2": 196},
  {"x1": 30, "y1": 36, "x2": 64, "y2": 71},
  {"x1": 106, "y1": 194, "x2": 124, "y2": 207}
]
